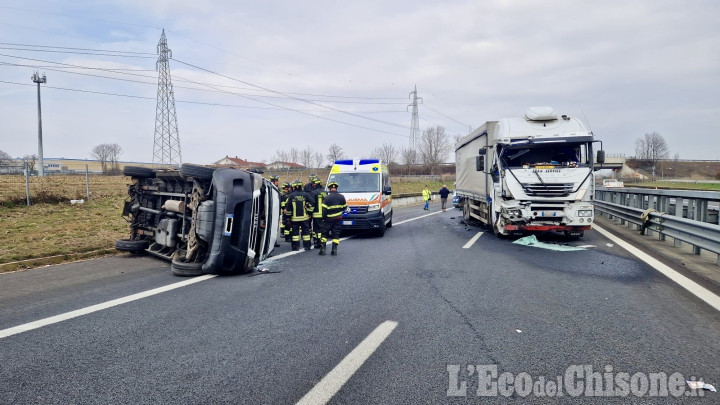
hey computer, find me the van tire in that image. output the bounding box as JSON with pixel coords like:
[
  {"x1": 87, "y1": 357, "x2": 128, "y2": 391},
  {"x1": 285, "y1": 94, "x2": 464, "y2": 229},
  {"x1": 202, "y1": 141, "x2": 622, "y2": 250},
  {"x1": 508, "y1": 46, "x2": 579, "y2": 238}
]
[
  {"x1": 386, "y1": 212, "x2": 392, "y2": 228},
  {"x1": 376, "y1": 216, "x2": 386, "y2": 237},
  {"x1": 115, "y1": 238, "x2": 149, "y2": 253},
  {"x1": 171, "y1": 258, "x2": 204, "y2": 277},
  {"x1": 180, "y1": 163, "x2": 215, "y2": 180},
  {"x1": 123, "y1": 166, "x2": 155, "y2": 179}
]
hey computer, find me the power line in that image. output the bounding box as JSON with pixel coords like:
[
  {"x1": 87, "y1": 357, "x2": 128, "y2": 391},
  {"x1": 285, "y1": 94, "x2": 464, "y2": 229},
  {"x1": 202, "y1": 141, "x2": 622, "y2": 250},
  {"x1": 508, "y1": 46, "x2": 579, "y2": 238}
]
[
  {"x1": 171, "y1": 58, "x2": 409, "y2": 131},
  {"x1": 0, "y1": 42, "x2": 155, "y2": 55}
]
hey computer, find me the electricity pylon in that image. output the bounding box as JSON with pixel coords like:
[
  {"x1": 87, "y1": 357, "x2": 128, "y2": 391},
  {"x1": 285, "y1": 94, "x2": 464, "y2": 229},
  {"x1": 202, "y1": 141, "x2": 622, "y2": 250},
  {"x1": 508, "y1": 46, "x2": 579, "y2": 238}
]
[
  {"x1": 408, "y1": 85, "x2": 422, "y2": 150},
  {"x1": 152, "y1": 29, "x2": 182, "y2": 165}
]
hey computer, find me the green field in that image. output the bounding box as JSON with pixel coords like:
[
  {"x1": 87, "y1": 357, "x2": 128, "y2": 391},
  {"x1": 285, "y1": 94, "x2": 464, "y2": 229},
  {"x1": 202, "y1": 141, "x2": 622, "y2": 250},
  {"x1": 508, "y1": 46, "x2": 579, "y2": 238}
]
[{"x1": 626, "y1": 181, "x2": 720, "y2": 191}]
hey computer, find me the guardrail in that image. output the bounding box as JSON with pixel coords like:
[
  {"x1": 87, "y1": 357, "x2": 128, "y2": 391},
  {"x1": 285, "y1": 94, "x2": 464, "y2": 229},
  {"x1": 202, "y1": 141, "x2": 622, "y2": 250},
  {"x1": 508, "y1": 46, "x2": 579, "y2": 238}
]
[{"x1": 594, "y1": 187, "x2": 720, "y2": 265}]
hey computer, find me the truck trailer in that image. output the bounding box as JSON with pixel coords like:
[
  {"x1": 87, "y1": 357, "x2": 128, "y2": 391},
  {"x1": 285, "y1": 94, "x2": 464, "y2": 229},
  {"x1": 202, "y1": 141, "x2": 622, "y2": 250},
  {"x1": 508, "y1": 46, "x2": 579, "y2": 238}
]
[{"x1": 455, "y1": 106, "x2": 605, "y2": 238}]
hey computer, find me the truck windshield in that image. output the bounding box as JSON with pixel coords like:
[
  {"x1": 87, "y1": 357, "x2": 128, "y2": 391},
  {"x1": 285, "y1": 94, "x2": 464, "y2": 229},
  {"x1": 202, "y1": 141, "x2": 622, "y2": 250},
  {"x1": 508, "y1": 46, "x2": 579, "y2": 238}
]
[
  {"x1": 501, "y1": 142, "x2": 589, "y2": 168},
  {"x1": 327, "y1": 173, "x2": 380, "y2": 193}
]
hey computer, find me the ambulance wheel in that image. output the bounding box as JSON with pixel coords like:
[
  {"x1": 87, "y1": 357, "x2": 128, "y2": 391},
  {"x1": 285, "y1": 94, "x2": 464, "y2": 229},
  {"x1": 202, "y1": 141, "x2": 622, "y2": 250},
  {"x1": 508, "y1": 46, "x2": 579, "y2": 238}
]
[
  {"x1": 386, "y1": 212, "x2": 393, "y2": 228},
  {"x1": 376, "y1": 217, "x2": 386, "y2": 237}
]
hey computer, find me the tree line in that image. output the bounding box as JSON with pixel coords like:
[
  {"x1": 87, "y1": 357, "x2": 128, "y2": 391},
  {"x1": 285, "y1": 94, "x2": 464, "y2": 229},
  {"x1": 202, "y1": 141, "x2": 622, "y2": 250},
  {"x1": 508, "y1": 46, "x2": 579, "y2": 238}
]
[{"x1": 272, "y1": 125, "x2": 454, "y2": 174}]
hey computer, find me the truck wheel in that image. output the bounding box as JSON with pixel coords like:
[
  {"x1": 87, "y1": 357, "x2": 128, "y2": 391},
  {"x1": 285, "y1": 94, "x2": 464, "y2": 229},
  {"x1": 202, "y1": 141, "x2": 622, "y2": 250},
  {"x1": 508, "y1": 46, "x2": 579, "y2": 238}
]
[
  {"x1": 123, "y1": 166, "x2": 155, "y2": 178},
  {"x1": 115, "y1": 238, "x2": 149, "y2": 253},
  {"x1": 462, "y1": 201, "x2": 470, "y2": 222},
  {"x1": 180, "y1": 163, "x2": 215, "y2": 180}
]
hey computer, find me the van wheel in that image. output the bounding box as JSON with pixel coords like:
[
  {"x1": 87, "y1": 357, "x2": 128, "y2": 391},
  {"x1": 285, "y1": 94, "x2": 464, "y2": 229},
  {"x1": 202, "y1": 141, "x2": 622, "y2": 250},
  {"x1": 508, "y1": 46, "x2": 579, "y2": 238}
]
[
  {"x1": 171, "y1": 258, "x2": 204, "y2": 276},
  {"x1": 386, "y1": 212, "x2": 393, "y2": 228},
  {"x1": 180, "y1": 163, "x2": 215, "y2": 180},
  {"x1": 171, "y1": 249, "x2": 204, "y2": 276},
  {"x1": 115, "y1": 238, "x2": 149, "y2": 253},
  {"x1": 376, "y1": 217, "x2": 386, "y2": 237},
  {"x1": 122, "y1": 166, "x2": 155, "y2": 179}
]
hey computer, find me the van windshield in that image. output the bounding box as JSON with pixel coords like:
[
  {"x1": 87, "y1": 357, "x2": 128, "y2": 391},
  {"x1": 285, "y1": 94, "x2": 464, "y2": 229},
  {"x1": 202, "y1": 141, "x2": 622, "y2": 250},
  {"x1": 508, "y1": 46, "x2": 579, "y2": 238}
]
[{"x1": 328, "y1": 173, "x2": 380, "y2": 193}]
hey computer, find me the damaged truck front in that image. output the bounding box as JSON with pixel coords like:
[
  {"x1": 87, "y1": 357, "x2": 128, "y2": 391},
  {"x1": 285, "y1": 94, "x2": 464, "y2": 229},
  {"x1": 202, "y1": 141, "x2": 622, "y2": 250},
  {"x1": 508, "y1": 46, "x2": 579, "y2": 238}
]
[{"x1": 455, "y1": 106, "x2": 605, "y2": 238}]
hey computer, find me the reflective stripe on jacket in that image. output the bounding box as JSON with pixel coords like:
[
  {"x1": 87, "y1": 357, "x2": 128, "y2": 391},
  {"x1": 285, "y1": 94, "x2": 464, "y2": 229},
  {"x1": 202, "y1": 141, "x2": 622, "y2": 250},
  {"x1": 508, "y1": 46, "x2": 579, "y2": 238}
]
[{"x1": 322, "y1": 191, "x2": 347, "y2": 220}]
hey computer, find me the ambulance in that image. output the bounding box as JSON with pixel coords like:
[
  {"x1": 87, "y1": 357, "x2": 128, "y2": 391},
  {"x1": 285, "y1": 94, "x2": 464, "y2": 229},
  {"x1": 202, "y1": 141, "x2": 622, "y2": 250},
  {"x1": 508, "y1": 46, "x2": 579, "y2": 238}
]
[{"x1": 326, "y1": 159, "x2": 392, "y2": 236}]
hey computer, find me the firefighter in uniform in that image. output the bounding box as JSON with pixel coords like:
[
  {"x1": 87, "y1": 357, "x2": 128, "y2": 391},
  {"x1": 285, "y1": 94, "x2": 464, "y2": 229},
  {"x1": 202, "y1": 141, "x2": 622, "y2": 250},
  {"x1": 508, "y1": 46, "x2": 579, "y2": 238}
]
[
  {"x1": 310, "y1": 178, "x2": 328, "y2": 248},
  {"x1": 286, "y1": 180, "x2": 315, "y2": 251},
  {"x1": 320, "y1": 181, "x2": 347, "y2": 256},
  {"x1": 304, "y1": 173, "x2": 317, "y2": 193},
  {"x1": 279, "y1": 182, "x2": 292, "y2": 242},
  {"x1": 269, "y1": 175, "x2": 279, "y2": 188}
]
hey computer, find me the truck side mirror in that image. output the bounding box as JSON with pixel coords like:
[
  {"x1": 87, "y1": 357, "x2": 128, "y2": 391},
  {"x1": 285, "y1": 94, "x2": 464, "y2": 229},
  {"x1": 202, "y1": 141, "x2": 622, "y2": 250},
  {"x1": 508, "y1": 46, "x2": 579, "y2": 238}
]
[
  {"x1": 476, "y1": 155, "x2": 485, "y2": 172},
  {"x1": 383, "y1": 185, "x2": 392, "y2": 195},
  {"x1": 596, "y1": 150, "x2": 605, "y2": 164}
]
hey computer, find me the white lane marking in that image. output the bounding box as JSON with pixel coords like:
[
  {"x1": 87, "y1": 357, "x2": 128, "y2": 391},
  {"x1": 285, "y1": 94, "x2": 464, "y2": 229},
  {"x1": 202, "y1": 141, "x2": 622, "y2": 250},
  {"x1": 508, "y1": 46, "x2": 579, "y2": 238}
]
[
  {"x1": 264, "y1": 234, "x2": 355, "y2": 262},
  {"x1": 267, "y1": 210, "x2": 441, "y2": 262},
  {"x1": 393, "y1": 210, "x2": 442, "y2": 226},
  {"x1": 593, "y1": 224, "x2": 720, "y2": 312},
  {"x1": 0, "y1": 274, "x2": 217, "y2": 339},
  {"x1": 463, "y1": 231, "x2": 484, "y2": 249},
  {"x1": 297, "y1": 320, "x2": 398, "y2": 405}
]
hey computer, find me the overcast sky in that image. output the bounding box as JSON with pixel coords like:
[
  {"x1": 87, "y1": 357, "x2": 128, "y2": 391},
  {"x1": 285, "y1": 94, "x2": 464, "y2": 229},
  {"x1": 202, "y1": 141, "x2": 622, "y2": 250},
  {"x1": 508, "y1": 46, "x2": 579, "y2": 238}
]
[{"x1": 1, "y1": 0, "x2": 718, "y2": 165}]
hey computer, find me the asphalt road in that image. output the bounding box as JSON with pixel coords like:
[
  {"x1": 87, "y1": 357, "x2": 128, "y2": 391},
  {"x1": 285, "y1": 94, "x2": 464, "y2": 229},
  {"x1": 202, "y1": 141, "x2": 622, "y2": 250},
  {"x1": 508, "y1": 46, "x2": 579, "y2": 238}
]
[{"x1": 1, "y1": 204, "x2": 719, "y2": 404}]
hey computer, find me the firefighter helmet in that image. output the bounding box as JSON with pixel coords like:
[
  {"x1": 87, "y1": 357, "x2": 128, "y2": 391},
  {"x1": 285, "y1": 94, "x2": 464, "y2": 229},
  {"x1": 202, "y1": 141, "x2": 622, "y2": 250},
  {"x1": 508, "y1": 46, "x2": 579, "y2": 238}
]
[{"x1": 327, "y1": 181, "x2": 339, "y2": 189}]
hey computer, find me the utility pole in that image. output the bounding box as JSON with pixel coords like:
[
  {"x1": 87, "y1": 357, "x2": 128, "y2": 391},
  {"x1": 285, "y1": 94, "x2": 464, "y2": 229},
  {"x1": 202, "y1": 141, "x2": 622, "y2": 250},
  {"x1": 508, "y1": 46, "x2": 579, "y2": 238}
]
[
  {"x1": 152, "y1": 29, "x2": 182, "y2": 165},
  {"x1": 32, "y1": 71, "x2": 46, "y2": 176},
  {"x1": 408, "y1": 85, "x2": 422, "y2": 151}
]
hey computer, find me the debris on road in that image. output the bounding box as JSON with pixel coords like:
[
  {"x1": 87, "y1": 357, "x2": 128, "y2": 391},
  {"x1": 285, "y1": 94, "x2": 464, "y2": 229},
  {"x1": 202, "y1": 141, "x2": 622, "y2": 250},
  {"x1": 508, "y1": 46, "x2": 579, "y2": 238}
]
[
  {"x1": 513, "y1": 235, "x2": 586, "y2": 251},
  {"x1": 515, "y1": 329, "x2": 522, "y2": 333},
  {"x1": 606, "y1": 243, "x2": 614, "y2": 247},
  {"x1": 686, "y1": 380, "x2": 716, "y2": 392}
]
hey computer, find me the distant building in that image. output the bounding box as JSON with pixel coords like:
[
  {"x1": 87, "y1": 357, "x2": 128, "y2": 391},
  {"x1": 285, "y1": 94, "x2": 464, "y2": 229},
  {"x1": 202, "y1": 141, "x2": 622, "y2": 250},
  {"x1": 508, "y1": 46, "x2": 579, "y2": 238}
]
[
  {"x1": 214, "y1": 156, "x2": 266, "y2": 170},
  {"x1": 265, "y1": 161, "x2": 305, "y2": 170}
]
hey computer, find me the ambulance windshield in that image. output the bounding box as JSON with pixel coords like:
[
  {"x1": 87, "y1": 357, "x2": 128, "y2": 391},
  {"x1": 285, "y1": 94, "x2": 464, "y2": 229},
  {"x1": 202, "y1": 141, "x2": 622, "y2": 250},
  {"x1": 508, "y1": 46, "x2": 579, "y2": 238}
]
[{"x1": 327, "y1": 173, "x2": 380, "y2": 193}]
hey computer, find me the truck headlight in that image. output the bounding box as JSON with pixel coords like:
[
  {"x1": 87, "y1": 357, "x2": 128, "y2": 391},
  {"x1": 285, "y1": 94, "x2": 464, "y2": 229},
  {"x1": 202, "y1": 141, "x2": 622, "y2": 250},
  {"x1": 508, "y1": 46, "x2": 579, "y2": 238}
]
[
  {"x1": 368, "y1": 203, "x2": 381, "y2": 212},
  {"x1": 577, "y1": 209, "x2": 593, "y2": 217}
]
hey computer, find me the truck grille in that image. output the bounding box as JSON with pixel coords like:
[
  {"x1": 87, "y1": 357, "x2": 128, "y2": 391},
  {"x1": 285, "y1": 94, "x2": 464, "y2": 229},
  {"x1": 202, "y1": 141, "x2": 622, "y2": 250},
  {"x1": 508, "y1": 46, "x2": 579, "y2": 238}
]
[{"x1": 524, "y1": 183, "x2": 574, "y2": 197}]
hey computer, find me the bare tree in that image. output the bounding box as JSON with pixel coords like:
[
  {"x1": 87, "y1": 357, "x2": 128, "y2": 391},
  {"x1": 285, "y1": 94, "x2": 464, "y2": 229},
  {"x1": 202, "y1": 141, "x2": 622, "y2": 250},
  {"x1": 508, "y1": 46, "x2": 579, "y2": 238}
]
[
  {"x1": 272, "y1": 149, "x2": 289, "y2": 163},
  {"x1": 91, "y1": 143, "x2": 122, "y2": 174},
  {"x1": 634, "y1": 132, "x2": 669, "y2": 168},
  {"x1": 300, "y1": 146, "x2": 315, "y2": 168},
  {"x1": 0, "y1": 149, "x2": 11, "y2": 166},
  {"x1": 399, "y1": 146, "x2": 418, "y2": 174},
  {"x1": 370, "y1": 143, "x2": 397, "y2": 165},
  {"x1": 418, "y1": 126, "x2": 452, "y2": 174},
  {"x1": 313, "y1": 151, "x2": 325, "y2": 168},
  {"x1": 91, "y1": 144, "x2": 111, "y2": 173},
  {"x1": 288, "y1": 147, "x2": 300, "y2": 164},
  {"x1": 22, "y1": 154, "x2": 37, "y2": 172},
  {"x1": 327, "y1": 143, "x2": 345, "y2": 163},
  {"x1": 108, "y1": 143, "x2": 122, "y2": 174}
]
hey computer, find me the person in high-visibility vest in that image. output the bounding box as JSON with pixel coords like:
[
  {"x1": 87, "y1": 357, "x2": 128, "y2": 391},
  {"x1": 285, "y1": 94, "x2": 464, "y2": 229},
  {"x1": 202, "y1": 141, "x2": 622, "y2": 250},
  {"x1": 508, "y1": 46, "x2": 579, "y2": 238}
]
[
  {"x1": 285, "y1": 180, "x2": 315, "y2": 251},
  {"x1": 310, "y1": 178, "x2": 327, "y2": 249},
  {"x1": 320, "y1": 181, "x2": 347, "y2": 256},
  {"x1": 422, "y1": 185, "x2": 431, "y2": 210}
]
